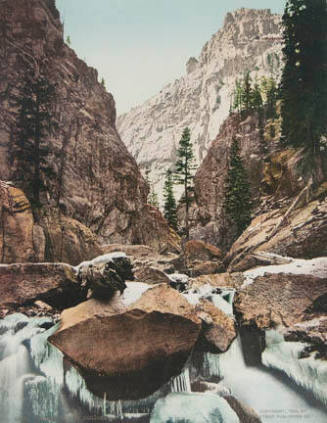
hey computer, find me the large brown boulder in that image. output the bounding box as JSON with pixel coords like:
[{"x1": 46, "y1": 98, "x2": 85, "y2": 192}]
[
  {"x1": 234, "y1": 272, "x2": 327, "y2": 330},
  {"x1": 50, "y1": 284, "x2": 201, "y2": 399},
  {"x1": 183, "y1": 240, "x2": 224, "y2": 275},
  {"x1": 0, "y1": 262, "x2": 82, "y2": 312}
]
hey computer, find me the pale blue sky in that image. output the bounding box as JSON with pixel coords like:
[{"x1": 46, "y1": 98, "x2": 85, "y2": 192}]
[{"x1": 56, "y1": 0, "x2": 285, "y2": 114}]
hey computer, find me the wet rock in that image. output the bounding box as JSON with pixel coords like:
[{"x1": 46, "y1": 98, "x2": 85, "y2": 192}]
[
  {"x1": 196, "y1": 299, "x2": 237, "y2": 353},
  {"x1": 50, "y1": 284, "x2": 201, "y2": 399}
]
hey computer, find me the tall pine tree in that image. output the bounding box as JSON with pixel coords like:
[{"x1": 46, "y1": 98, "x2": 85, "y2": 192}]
[
  {"x1": 224, "y1": 137, "x2": 252, "y2": 239},
  {"x1": 163, "y1": 170, "x2": 178, "y2": 230},
  {"x1": 280, "y1": 0, "x2": 327, "y2": 151},
  {"x1": 11, "y1": 73, "x2": 56, "y2": 209},
  {"x1": 174, "y1": 128, "x2": 196, "y2": 239}
]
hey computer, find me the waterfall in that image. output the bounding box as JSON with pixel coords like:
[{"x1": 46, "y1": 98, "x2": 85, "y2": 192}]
[
  {"x1": 170, "y1": 367, "x2": 191, "y2": 393},
  {"x1": 0, "y1": 313, "x2": 326, "y2": 423},
  {"x1": 262, "y1": 329, "x2": 327, "y2": 407},
  {"x1": 200, "y1": 337, "x2": 327, "y2": 422}
]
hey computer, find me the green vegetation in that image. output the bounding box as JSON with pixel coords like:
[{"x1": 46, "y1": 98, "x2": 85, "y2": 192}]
[
  {"x1": 66, "y1": 35, "x2": 71, "y2": 46},
  {"x1": 280, "y1": 0, "x2": 327, "y2": 151},
  {"x1": 223, "y1": 137, "x2": 252, "y2": 239},
  {"x1": 11, "y1": 73, "x2": 56, "y2": 210},
  {"x1": 163, "y1": 170, "x2": 178, "y2": 230},
  {"x1": 145, "y1": 170, "x2": 159, "y2": 208},
  {"x1": 174, "y1": 127, "x2": 196, "y2": 239},
  {"x1": 231, "y1": 73, "x2": 278, "y2": 118}
]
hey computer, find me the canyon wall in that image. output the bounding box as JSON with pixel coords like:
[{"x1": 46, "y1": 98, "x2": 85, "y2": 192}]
[{"x1": 118, "y1": 8, "x2": 282, "y2": 201}]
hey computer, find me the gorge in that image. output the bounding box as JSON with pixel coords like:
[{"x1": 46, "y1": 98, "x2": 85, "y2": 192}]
[{"x1": 0, "y1": 1, "x2": 326, "y2": 422}]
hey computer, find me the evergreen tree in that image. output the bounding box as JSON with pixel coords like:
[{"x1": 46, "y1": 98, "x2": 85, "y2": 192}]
[
  {"x1": 252, "y1": 82, "x2": 263, "y2": 112},
  {"x1": 224, "y1": 137, "x2": 252, "y2": 239},
  {"x1": 149, "y1": 190, "x2": 159, "y2": 208},
  {"x1": 66, "y1": 36, "x2": 71, "y2": 46},
  {"x1": 241, "y1": 71, "x2": 253, "y2": 114},
  {"x1": 280, "y1": 0, "x2": 327, "y2": 150},
  {"x1": 232, "y1": 79, "x2": 243, "y2": 114},
  {"x1": 101, "y1": 78, "x2": 106, "y2": 89},
  {"x1": 174, "y1": 128, "x2": 196, "y2": 239},
  {"x1": 163, "y1": 170, "x2": 178, "y2": 230},
  {"x1": 11, "y1": 73, "x2": 56, "y2": 209},
  {"x1": 264, "y1": 77, "x2": 278, "y2": 120}
]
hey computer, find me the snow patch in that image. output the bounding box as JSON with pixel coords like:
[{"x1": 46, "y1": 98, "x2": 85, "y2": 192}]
[
  {"x1": 243, "y1": 256, "x2": 327, "y2": 287},
  {"x1": 75, "y1": 252, "x2": 127, "y2": 272}
]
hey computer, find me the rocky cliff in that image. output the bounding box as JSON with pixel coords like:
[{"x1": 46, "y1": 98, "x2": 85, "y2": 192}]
[
  {"x1": 0, "y1": 0, "x2": 175, "y2": 262},
  {"x1": 118, "y1": 8, "x2": 282, "y2": 201}
]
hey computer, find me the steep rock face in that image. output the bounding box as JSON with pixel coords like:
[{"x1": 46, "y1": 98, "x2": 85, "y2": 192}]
[
  {"x1": 0, "y1": 181, "x2": 102, "y2": 265},
  {"x1": 226, "y1": 196, "x2": 327, "y2": 272},
  {"x1": 118, "y1": 8, "x2": 282, "y2": 201},
  {"x1": 189, "y1": 113, "x2": 274, "y2": 248},
  {"x1": 0, "y1": 0, "x2": 168, "y2": 249}
]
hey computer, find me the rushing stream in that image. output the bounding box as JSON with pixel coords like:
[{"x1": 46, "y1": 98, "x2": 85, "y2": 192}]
[{"x1": 0, "y1": 306, "x2": 326, "y2": 422}]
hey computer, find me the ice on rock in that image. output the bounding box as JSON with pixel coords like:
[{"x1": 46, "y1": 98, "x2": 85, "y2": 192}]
[
  {"x1": 262, "y1": 329, "x2": 327, "y2": 406},
  {"x1": 243, "y1": 256, "x2": 327, "y2": 287},
  {"x1": 183, "y1": 284, "x2": 235, "y2": 316},
  {"x1": 150, "y1": 392, "x2": 239, "y2": 423},
  {"x1": 74, "y1": 251, "x2": 127, "y2": 272},
  {"x1": 121, "y1": 281, "x2": 152, "y2": 306}
]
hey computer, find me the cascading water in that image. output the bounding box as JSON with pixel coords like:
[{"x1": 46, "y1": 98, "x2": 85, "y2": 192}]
[
  {"x1": 1, "y1": 281, "x2": 326, "y2": 423},
  {"x1": 201, "y1": 336, "x2": 327, "y2": 422},
  {"x1": 0, "y1": 313, "x2": 193, "y2": 422}
]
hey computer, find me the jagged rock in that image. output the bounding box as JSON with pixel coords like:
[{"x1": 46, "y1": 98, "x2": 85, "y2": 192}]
[
  {"x1": 226, "y1": 198, "x2": 327, "y2": 272},
  {"x1": 133, "y1": 266, "x2": 171, "y2": 285},
  {"x1": 0, "y1": 263, "x2": 82, "y2": 311},
  {"x1": 0, "y1": 183, "x2": 36, "y2": 263},
  {"x1": 43, "y1": 214, "x2": 103, "y2": 265},
  {"x1": 0, "y1": 181, "x2": 104, "y2": 265},
  {"x1": 184, "y1": 240, "x2": 223, "y2": 264},
  {"x1": 188, "y1": 114, "x2": 278, "y2": 249},
  {"x1": 102, "y1": 243, "x2": 181, "y2": 283},
  {"x1": 50, "y1": 284, "x2": 201, "y2": 399},
  {"x1": 0, "y1": 0, "x2": 173, "y2": 251},
  {"x1": 234, "y1": 272, "x2": 327, "y2": 330},
  {"x1": 118, "y1": 9, "x2": 282, "y2": 203},
  {"x1": 76, "y1": 253, "x2": 134, "y2": 299},
  {"x1": 196, "y1": 299, "x2": 237, "y2": 353},
  {"x1": 181, "y1": 240, "x2": 224, "y2": 275}
]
